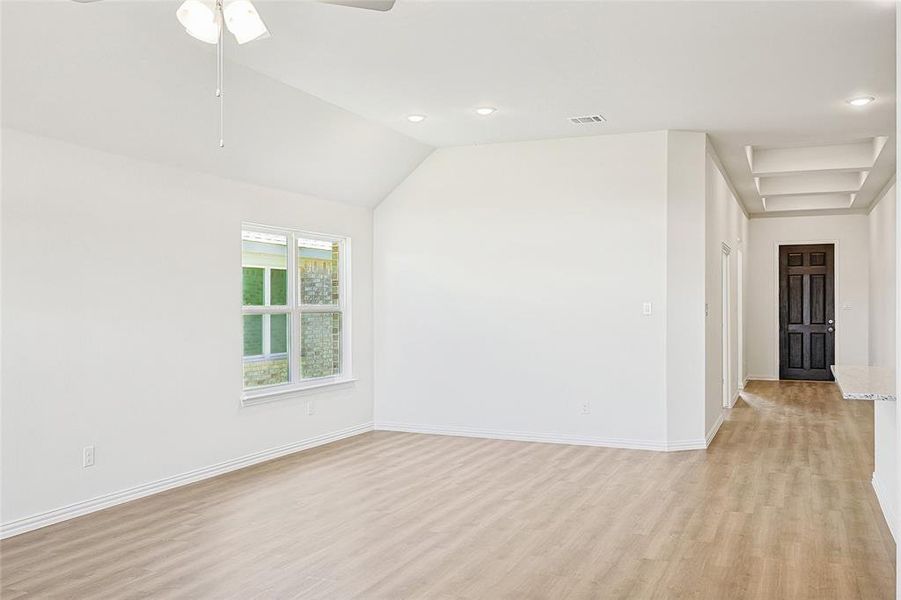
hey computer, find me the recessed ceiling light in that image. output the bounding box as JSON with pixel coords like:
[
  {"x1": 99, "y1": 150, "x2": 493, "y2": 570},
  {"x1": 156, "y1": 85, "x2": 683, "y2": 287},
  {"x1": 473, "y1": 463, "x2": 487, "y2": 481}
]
[
  {"x1": 847, "y1": 96, "x2": 875, "y2": 107},
  {"x1": 475, "y1": 107, "x2": 497, "y2": 116},
  {"x1": 407, "y1": 114, "x2": 426, "y2": 123}
]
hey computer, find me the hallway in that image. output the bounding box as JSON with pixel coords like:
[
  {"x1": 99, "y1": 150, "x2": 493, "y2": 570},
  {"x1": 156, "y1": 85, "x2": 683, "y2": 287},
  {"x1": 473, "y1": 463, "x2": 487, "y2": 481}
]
[
  {"x1": 707, "y1": 380, "x2": 894, "y2": 598},
  {"x1": 1, "y1": 381, "x2": 895, "y2": 599}
]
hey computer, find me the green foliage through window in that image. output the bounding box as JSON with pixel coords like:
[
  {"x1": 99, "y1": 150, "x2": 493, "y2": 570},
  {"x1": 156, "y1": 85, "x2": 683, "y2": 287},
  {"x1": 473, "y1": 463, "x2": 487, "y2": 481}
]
[
  {"x1": 270, "y1": 269, "x2": 287, "y2": 305},
  {"x1": 243, "y1": 268, "x2": 264, "y2": 306},
  {"x1": 243, "y1": 315, "x2": 263, "y2": 356},
  {"x1": 270, "y1": 313, "x2": 288, "y2": 354}
]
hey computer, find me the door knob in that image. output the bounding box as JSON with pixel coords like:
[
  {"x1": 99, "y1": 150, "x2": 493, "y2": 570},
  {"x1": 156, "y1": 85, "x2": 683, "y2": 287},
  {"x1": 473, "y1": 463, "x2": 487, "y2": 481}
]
[
  {"x1": 828, "y1": 319, "x2": 834, "y2": 324},
  {"x1": 827, "y1": 327, "x2": 834, "y2": 333}
]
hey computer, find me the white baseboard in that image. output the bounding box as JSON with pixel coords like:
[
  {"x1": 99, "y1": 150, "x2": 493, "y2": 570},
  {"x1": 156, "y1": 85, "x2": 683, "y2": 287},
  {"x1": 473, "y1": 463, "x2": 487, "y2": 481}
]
[
  {"x1": 0, "y1": 422, "x2": 374, "y2": 540},
  {"x1": 706, "y1": 412, "x2": 725, "y2": 447},
  {"x1": 745, "y1": 375, "x2": 779, "y2": 381},
  {"x1": 375, "y1": 422, "x2": 710, "y2": 452},
  {"x1": 665, "y1": 438, "x2": 710, "y2": 451},
  {"x1": 872, "y1": 473, "x2": 897, "y2": 541}
]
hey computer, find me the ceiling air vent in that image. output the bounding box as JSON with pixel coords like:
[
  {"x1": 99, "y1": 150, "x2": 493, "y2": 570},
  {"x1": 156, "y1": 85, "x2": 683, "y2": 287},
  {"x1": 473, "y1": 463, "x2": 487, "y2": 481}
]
[{"x1": 569, "y1": 115, "x2": 606, "y2": 125}]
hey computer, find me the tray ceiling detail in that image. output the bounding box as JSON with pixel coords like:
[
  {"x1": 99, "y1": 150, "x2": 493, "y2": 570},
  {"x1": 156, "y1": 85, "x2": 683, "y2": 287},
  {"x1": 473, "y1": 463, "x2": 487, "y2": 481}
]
[{"x1": 746, "y1": 138, "x2": 889, "y2": 213}]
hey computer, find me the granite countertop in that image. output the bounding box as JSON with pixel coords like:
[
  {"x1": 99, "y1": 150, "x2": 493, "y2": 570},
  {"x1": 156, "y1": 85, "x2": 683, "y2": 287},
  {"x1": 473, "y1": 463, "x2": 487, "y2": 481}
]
[{"x1": 831, "y1": 365, "x2": 896, "y2": 402}]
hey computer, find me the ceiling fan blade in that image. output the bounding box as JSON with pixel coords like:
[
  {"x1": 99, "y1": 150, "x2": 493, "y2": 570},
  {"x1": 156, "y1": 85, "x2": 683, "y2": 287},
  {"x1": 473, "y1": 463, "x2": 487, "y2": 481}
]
[
  {"x1": 68, "y1": 0, "x2": 395, "y2": 10},
  {"x1": 318, "y1": 0, "x2": 395, "y2": 11}
]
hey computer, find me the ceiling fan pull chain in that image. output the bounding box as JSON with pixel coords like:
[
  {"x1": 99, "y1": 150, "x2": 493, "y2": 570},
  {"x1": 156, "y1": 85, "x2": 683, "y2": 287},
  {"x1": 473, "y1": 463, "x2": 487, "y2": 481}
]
[
  {"x1": 174, "y1": 0, "x2": 279, "y2": 147},
  {"x1": 216, "y1": 0, "x2": 224, "y2": 148}
]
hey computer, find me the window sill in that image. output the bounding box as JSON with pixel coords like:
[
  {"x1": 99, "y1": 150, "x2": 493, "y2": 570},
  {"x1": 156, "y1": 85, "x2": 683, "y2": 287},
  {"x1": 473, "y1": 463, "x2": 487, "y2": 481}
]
[{"x1": 241, "y1": 377, "x2": 358, "y2": 407}]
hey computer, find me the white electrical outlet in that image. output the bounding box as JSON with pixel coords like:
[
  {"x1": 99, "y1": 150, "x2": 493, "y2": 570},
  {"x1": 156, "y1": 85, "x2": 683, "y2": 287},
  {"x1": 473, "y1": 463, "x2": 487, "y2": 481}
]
[
  {"x1": 83, "y1": 446, "x2": 95, "y2": 468},
  {"x1": 306, "y1": 400, "x2": 315, "y2": 416},
  {"x1": 581, "y1": 401, "x2": 591, "y2": 415},
  {"x1": 642, "y1": 302, "x2": 652, "y2": 316}
]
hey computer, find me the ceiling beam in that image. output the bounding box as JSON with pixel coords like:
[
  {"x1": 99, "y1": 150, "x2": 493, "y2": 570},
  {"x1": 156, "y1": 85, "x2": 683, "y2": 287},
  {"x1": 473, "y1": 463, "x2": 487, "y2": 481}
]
[{"x1": 756, "y1": 171, "x2": 867, "y2": 197}]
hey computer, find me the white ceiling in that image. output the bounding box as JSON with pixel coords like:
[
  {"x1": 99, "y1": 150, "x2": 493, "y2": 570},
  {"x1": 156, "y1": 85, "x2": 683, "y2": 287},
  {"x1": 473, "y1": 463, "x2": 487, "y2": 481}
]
[
  {"x1": 3, "y1": 1, "x2": 896, "y2": 213},
  {"x1": 234, "y1": 0, "x2": 896, "y2": 213},
  {"x1": 1, "y1": 1, "x2": 433, "y2": 207}
]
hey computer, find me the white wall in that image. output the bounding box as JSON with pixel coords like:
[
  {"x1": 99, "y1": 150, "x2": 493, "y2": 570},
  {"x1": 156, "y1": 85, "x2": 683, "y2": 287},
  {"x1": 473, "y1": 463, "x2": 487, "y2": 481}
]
[
  {"x1": 665, "y1": 131, "x2": 708, "y2": 444},
  {"x1": 0, "y1": 129, "x2": 374, "y2": 528},
  {"x1": 374, "y1": 132, "x2": 672, "y2": 447},
  {"x1": 746, "y1": 215, "x2": 870, "y2": 379},
  {"x1": 704, "y1": 151, "x2": 749, "y2": 434},
  {"x1": 896, "y1": 12, "x2": 900, "y2": 594},
  {"x1": 869, "y1": 182, "x2": 897, "y2": 538}
]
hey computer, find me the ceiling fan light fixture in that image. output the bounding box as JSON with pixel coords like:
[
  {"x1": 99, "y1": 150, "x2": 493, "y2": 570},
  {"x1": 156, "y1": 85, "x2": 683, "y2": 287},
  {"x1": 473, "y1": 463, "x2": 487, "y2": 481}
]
[
  {"x1": 224, "y1": 0, "x2": 270, "y2": 45},
  {"x1": 176, "y1": 0, "x2": 220, "y2": 44}
]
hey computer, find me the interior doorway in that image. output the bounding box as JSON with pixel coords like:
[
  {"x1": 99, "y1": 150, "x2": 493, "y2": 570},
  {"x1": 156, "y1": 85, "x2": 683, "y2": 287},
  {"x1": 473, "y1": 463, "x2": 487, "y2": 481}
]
[
  {"x1": 736, "y1": 248, "x2": 744, "y2": 391},
  {"x1": 722, "y1": 244, "x2": 731, "y2": 408},
  {"x1": 778, "y1": 244, "x2": 835, "y2": 380}
]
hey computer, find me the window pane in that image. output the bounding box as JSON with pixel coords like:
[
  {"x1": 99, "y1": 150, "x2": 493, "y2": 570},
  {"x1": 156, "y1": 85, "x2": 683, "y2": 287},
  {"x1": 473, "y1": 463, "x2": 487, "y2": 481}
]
[
  {"x1": 270, "y1": 313, "x2": 288, "y2": 354},
  {"x1": 270, "y1": 269, "x2": 287, "y2": 306},
  {"x1": 242, "y1": 268, "x2": 264, "y2": 306},
  {"x1": 242, "y1": 231, "x2": 287, "y2": 306},
  {"x1": 299, "y1": 239, "x2": 339, "y2": 305},
  {"x1": 243, "y1": 314, "x2": 263, "y2": 356},
  {"x1": 301, "y1": 312, "x2": 341, "y2": 378},
  {"x1": 244, "y1": 313, "x2": 291, "y2": 389}
]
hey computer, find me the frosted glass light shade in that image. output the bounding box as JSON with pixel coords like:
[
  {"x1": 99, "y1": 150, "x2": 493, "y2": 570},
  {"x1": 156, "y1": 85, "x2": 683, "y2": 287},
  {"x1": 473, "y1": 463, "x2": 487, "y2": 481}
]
[
  {"x1": 176, "y1": 0, "x2": 220, "y2": 44},
  {"x1": 224, "y1": 0, "x2": 270, "y2": 45}
]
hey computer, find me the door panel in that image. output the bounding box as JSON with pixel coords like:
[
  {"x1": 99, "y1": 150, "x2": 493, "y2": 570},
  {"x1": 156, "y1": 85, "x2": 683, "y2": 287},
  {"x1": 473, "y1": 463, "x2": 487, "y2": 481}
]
[
  {"x1": 810, "y1": 275, "x2": 826, "y2": 323},
  {"x1": 779, "y1": 244, "x2": 835, "y2": 381},
  {"x1": 788, "y1": 275, "x2": 803, "y2": 324},
  {"x1": 788, "y1": 333, "x2": 803, "y2": 369}
]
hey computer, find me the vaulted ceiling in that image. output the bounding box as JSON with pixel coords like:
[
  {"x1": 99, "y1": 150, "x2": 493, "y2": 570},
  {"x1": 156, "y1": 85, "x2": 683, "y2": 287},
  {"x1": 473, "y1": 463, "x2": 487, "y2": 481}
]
[
  {"x1": 2, "y1": 1, "x2": 896, "y2": 213},
  {"x1": 1, "y1": 1, "x2": 433, "y2": 207}
]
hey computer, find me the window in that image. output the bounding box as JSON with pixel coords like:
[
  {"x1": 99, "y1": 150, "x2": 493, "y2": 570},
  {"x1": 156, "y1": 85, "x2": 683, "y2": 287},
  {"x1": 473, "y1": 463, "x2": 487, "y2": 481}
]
[{"x1": 241, "y1": 225, "x2": 352, "y2": 401}]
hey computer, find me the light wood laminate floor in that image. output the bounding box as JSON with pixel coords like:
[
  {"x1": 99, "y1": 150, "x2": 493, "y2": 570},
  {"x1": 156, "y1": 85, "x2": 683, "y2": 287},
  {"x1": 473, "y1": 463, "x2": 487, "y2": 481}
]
[{"x1": 1, "y1": 380, "x2": 895, "y2": 599}]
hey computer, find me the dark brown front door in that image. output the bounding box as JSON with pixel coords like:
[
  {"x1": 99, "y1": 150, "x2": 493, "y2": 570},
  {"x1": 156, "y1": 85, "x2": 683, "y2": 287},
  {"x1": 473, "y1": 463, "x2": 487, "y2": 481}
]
[{"x1": 779, "y1": 244, "x2": 835, "y2": 381}]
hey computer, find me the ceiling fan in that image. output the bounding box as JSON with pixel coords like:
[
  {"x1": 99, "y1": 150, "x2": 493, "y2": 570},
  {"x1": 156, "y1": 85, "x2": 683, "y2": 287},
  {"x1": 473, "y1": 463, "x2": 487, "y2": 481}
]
[{"x1": 72, "y1": 0, "x2": 395, "y2": 147}]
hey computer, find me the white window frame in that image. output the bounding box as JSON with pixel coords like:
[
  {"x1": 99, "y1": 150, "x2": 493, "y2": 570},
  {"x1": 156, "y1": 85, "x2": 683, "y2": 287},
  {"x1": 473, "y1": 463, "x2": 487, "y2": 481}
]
[
  {"x1": 241, "y1": 222, "x2": 355, "y2": 406},
  {"x1": 239, "y1": 265, "x2": 288, "y2": 361}
]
